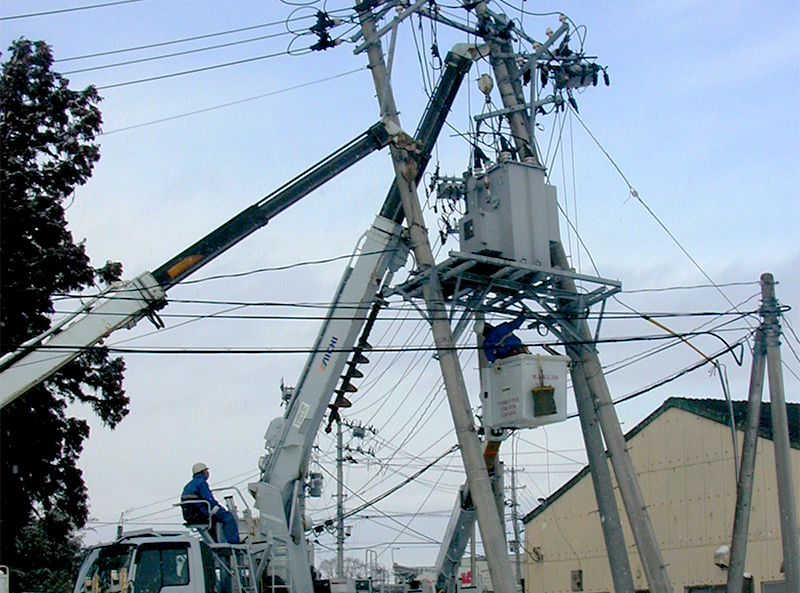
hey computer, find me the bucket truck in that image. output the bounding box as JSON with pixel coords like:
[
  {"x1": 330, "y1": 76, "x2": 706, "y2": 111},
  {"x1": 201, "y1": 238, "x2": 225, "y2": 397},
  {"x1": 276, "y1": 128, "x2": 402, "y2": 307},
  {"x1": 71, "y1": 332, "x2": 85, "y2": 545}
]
[{"x1": 18, "y1": 45, "x2": 475, "y2": 593}]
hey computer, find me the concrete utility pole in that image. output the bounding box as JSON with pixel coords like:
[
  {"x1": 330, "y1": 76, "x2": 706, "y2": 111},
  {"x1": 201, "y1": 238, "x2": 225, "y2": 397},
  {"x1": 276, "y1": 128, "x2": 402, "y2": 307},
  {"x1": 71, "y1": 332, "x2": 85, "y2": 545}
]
[
  {"x1": 727, "y1": 328, "x2": 766, "y2": 593},
  {"x1": 468, "y1": 3, "x2": 670, "y2": 589},
  {"x1": 551, "y1": 242, "x2": 672, "y2": 593},
  {"x1": 355, "y1": 7, "x2": 518, "y2": 593},
  {"x1": 760, "y1": 273, "x2": 799, "y2": 593},
  {"x1": 570, "y1": 365, "x2": 636, "y2": 593}
]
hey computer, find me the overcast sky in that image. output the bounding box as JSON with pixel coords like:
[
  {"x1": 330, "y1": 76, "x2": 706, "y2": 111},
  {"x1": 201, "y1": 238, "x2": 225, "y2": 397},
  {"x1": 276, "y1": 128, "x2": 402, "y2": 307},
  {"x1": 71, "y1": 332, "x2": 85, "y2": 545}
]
[{"x1": 2, "y1": 0, "x2": 798, "y2": 572}]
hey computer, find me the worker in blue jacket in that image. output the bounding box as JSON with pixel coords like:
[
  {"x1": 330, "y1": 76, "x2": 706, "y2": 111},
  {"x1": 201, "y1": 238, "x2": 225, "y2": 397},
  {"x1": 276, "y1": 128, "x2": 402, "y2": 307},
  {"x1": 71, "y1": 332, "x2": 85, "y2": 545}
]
[
  {"x1": 181, "y1": 462, "x2": 240, "y2": 544},
  {"x1": 478, "y1": 314, "x2": 528, "y2": 363}
]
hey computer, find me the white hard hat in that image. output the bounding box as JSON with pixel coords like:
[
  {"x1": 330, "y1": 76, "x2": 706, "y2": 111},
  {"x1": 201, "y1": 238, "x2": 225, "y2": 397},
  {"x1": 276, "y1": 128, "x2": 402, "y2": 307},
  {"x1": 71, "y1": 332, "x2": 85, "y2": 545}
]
[{"x1": 192, "y1": 462, "x2": 209, "y2": 475}]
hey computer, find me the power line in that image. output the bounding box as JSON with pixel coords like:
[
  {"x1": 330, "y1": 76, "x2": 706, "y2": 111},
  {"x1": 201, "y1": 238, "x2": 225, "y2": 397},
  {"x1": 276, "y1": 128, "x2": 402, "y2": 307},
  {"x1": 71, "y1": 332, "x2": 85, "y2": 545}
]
[
  {"x1": 62, "y1": 30, "x2": 293, "y2": 75},
  {"x1": 570, "y1": 108, "x2": 753, "y2": 324},
  {"x1": 622, "y1": 281, "x2": 759, "y2": 294},
  {"x1": 96, "y1": 49, "x2": 293, "y2": 90},
  {"x1": 56, "y1": 18, "x2": 310, "y2": 62},
  {"x1": 100, "y1": 66, "x2": 366, "y2": 134},
  {"x1": 47, "y1": 305, "x2": 762, "y2": 322},
  {"x1": 574, "y1": 331, "x2": 755, "y2": 416},
  {"x1": 1, "y1": 0, "x2": 147, "y2": 21},
  {"x1": 3, "y1": 328, "x2": 756, "y2": 358}
]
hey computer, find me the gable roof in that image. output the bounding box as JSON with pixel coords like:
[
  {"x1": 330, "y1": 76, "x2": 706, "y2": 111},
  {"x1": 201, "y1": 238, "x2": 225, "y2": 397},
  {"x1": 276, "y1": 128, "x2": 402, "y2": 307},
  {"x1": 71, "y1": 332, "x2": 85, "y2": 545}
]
[{"x1": 522, "y1": 396, "x2": 799, "y2": 524}]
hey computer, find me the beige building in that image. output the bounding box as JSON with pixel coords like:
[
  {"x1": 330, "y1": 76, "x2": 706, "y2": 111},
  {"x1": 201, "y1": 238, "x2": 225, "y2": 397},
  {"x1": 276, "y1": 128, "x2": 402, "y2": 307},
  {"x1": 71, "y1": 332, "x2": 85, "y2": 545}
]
[{"x1": 522, "y1": 397, "x2": 799, "y2": 593}]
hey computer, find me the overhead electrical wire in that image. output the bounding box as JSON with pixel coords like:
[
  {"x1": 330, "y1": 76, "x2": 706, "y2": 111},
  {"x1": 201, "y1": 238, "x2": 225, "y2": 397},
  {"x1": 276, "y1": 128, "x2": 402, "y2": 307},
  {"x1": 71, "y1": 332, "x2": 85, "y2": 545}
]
[
  {"x1": 56, "y1": 17, "x2": 316, "y2": 62},
  {"x1": 100, "y1": 66, "x2": 366, "y2": 134},
  {"x1": 312, "y1": 461, "x2": 441, "y2": 544},
  {"x1": 62, "y1": 31, "x2": 293, "y2": 75},
  {"x1": 545, "y1": 107, "x2": 764, "y2": 428},
  {"x1": 96, "y1": 48, "x2": 296, "y2": 90},
  {"x1": 6, "y1": 327, "x2": 757, "y2": 358},
  {"x1": 568, "y1": 107, "x2": 754, "y2": 326},
  {"x1": 1, "y1": 0, "x2": 147, "y2": 21}
]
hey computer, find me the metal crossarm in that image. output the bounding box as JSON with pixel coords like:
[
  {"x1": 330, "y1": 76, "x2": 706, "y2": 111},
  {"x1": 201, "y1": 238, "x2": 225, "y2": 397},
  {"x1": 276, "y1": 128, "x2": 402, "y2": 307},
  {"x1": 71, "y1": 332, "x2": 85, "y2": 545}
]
[{"x1": 389, "y1": 250, "x2": 621, "y2": 324}]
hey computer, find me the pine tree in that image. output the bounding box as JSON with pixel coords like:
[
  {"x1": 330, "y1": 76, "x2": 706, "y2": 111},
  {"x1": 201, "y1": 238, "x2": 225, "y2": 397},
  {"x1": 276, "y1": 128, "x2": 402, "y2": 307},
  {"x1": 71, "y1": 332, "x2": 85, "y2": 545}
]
[{"x1": 1, "y1": 38, "x2": 129, "y2": 592}]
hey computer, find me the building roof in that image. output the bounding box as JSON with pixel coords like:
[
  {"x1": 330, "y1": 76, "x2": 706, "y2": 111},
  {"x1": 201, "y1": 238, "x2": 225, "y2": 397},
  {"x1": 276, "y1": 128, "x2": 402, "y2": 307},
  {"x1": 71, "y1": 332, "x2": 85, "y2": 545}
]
[{"x1": 522, "y1": 396, "x2": 799, "y2": 524}]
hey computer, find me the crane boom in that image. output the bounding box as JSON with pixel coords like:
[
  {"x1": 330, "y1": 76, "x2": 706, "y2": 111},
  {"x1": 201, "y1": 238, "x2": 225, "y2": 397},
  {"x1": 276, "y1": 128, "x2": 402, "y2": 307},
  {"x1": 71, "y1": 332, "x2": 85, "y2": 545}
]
[{"x1": 0, "y1": 123, "x2": 392, "y2": 409}]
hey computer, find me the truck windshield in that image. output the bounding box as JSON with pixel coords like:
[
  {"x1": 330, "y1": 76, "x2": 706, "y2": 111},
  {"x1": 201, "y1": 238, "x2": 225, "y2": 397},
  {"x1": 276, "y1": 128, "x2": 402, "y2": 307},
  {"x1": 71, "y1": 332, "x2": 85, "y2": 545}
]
[{"x1": 82, "y1": 544, "x2": 136, "y2": 593}]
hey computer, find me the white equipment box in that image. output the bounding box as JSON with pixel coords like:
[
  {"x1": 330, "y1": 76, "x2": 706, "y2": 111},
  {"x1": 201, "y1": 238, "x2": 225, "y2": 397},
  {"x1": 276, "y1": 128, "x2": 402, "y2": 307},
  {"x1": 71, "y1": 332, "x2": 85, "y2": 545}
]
[
  {"x1": 481, "y1": 354, "x2": 570, "y2": 430},
  {"x1": 458, "y1": 160, "x2": 560, "y2": 267}
]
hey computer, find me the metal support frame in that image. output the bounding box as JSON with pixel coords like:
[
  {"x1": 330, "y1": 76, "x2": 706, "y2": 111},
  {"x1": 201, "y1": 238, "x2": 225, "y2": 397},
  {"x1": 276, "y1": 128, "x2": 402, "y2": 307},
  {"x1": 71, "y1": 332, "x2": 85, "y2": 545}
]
[{"x1": 388, "y1": 251, "x2": 621, "y2": 328}]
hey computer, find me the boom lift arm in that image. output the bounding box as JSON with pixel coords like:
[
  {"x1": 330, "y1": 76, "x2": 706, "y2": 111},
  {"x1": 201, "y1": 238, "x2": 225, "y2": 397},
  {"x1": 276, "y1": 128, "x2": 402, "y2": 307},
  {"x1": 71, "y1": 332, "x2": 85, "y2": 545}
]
[
  {"x1": 248, "y1": 45, "x2": 476, "y2": 589},
  {"x1": 0, "y1": 123, "x2": 392, "y2": 409}
]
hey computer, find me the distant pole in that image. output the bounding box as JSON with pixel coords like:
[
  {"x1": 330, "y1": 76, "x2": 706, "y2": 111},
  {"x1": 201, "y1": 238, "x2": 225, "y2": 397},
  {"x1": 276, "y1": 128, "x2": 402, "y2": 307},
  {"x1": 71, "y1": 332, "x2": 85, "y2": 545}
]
[
  {"x1": 510, "y1": 466, "x2": 522, "y2": 586},
  {"x1": 760, "y1": 273, "x2": 799, "y2": 592},
  {"x1": 337, "y1": 417, "x2": 345, "y2": 579},
  {"x1": 727, "y1": 327, "x2": 766, "y2": 593}
]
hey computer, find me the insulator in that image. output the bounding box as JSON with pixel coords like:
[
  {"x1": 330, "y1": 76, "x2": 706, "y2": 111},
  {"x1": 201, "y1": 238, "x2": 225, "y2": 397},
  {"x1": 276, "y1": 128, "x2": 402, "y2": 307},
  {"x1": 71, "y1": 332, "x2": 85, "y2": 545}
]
[{"x1": 332, "y1": 393, "x2": 353, "y2": 408}]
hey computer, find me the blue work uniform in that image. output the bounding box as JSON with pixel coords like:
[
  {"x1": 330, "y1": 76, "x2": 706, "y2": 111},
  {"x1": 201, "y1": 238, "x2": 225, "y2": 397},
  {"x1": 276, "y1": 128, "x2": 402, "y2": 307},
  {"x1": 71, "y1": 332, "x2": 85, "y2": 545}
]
[
  {"x1": 483, "y1": 315, "x2": 527, "y2": 363},
  {"x1": 181, "y1": 473, "x2": 240, "y2": 544}
]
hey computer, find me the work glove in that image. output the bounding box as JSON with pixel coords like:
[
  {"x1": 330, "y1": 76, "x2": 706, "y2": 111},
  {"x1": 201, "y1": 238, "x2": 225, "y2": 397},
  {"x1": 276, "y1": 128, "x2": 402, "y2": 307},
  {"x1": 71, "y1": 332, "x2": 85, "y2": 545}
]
[{"x1": 211, "y1": 505, "x2": 221, "y2": 516}]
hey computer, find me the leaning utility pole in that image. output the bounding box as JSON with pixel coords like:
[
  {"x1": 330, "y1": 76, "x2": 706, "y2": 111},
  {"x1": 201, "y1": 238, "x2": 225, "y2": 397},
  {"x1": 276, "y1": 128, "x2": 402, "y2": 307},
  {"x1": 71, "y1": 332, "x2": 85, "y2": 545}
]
[
  {"x1": 471, "y1": 2, "x2": 670, "y2": 590},
  {"x1": 727, "y1": 327, "x2": 766, "y2": 593},
  {"x1": 760, "y1": 273, "x2": 800, "y2": 593},
  {"x1": 355, "y1": 6, "x2": 518, "y2": 593}
]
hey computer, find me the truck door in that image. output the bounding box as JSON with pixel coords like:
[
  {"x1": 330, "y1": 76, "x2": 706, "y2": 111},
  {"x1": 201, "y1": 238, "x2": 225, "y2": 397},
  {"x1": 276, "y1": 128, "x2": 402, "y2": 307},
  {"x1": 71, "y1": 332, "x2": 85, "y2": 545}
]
[{"x1": 131, "y1": 542, "x2": 193, "y2": 593}]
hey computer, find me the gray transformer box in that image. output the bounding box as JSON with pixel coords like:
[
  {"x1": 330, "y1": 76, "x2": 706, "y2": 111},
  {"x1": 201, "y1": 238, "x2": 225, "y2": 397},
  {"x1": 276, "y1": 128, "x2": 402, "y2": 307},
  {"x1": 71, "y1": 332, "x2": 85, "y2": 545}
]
[{"x1": 458, "y1": 160, "x2": 560, "y2": 267}]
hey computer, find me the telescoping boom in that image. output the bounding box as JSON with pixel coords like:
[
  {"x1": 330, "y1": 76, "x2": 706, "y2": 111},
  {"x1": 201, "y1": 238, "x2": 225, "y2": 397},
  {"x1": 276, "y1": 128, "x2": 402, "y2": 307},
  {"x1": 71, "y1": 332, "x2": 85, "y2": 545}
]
[{"x1": 0, "y1": 123, "x2": 392, "y2": 409}]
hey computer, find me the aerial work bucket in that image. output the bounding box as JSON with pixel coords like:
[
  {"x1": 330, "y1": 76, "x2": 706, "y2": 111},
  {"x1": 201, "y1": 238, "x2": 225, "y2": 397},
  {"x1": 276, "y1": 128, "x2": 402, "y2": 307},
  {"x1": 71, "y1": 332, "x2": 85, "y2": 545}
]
[{"x1": 481, "y1": 353, "x2": 570, "y2": 430}]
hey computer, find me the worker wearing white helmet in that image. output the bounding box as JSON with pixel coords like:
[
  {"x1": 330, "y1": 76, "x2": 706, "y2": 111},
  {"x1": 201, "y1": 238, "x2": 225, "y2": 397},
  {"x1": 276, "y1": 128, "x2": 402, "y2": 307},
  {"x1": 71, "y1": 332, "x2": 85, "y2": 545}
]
[{"x1": 180, "y1": 462, "x2": 240, "y2": 544}]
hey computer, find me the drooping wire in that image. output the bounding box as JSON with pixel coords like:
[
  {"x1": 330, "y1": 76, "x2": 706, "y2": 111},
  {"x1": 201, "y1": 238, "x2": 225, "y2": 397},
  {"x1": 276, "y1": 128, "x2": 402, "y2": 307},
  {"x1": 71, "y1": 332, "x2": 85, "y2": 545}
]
[
  {"x1": 55, "y1": 17, "x2": 315, "y2": 62},
  {"x1": 568, "y1": 107, "x2": 754, "y2": 328}
]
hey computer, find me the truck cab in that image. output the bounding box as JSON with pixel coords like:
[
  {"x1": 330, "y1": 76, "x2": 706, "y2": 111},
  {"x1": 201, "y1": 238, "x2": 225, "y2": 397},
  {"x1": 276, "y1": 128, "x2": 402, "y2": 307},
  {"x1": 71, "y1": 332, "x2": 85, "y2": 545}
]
[{"x1": 73, "y1": 531, "x2": 254, "y2": 593}]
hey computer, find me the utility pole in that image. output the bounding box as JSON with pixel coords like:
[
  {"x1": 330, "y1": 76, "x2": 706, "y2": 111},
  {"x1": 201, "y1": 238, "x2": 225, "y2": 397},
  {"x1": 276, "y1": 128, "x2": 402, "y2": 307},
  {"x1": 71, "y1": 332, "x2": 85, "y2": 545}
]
[
  {"x1": 727, "y1": 328, "x2": 766, "y2": 593},
  {"x1": 509, "y1": 466, "x2": 523, "y2": 586},
  {"x1": 336, "y1": 417, "x2": 344, "y2": 579},
  {"x1": 355, "y1": 7, "x2": 518, "y2": 593},
  {"x1": 551, "y1": 242, "x2": 672, "y2": 593},
  {"x1": 760, "y1": 273, "x2": 799, "y2": 593},
  {"x1": 469, "y1": 3, "x2": 669, "y2": 589},
  {"x1": 570, "y1": 364, "x2": 636, "y2": 593}
]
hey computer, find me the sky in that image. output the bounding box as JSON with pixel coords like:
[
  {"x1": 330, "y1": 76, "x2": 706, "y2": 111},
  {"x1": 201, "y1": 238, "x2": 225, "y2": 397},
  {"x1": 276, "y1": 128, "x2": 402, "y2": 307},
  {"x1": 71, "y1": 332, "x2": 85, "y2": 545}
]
[{"x1": 2, "y1": 0, "x2": 799, "y2": 574}]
